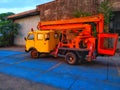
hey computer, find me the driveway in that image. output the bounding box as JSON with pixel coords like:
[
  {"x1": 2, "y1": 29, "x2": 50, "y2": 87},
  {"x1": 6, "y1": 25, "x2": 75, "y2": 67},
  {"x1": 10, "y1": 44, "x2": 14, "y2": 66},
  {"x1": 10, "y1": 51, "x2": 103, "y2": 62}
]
[{"x1": 0, "y1": 47, "x2": 120, "y2": 90}]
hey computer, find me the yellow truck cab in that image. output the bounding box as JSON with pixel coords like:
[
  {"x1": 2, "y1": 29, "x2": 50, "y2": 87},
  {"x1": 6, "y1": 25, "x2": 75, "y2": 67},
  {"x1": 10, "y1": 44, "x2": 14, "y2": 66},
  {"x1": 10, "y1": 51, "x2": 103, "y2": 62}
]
[{"x1": 25, "y1": 30, "x2": 59, "y2": 58}]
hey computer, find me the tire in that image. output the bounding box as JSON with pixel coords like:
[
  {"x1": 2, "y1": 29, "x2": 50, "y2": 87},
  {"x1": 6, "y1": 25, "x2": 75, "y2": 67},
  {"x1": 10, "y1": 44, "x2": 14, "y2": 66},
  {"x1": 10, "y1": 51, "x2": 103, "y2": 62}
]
[
  {"x1": 65, "y1": 52, "x2": 77, "y2": 65},
  {"x1": 31, "y1": 49, "x2": 39, "y2": 58}
]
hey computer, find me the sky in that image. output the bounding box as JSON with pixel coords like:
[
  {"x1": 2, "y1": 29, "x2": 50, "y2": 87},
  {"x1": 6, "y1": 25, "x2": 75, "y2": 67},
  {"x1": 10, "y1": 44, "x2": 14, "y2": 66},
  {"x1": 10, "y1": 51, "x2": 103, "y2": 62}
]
[{"x1": 0, "y1": 0, "x2": 54, "y2": 14}]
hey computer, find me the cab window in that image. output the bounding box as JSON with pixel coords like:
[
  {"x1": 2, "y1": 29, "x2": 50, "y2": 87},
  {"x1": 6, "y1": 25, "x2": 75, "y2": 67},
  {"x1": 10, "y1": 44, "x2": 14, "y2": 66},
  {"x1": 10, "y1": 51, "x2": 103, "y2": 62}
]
[
  {"x1": 54, "y1": 33, "x2": 59, "y2": 39},
  {"x1": 38, "y1": 34, "x2": 43, "y2": 40},
  {"x1": 27, "y1": 34, "x2": 34, "y2": 40},
  {"x1": 45, "y1": 33, "x2": 50, "y2": 40}
]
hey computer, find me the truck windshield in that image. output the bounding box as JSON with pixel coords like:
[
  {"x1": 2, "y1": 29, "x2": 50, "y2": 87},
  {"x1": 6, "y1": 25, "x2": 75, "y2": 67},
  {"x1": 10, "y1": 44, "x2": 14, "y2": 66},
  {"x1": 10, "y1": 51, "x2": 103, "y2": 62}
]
[{"x1": 27, "y1": 34, "x2": 34, "y2": 40}]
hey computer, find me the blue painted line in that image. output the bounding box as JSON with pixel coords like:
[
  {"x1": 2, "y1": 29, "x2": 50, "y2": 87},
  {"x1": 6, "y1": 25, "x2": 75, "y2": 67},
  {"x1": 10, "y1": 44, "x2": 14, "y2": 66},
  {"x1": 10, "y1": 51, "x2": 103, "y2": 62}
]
[
  {"x1": 0, "y1": 51, "x2": 60, "y2": 72},
  {"x1": 15, "y1": 60, "x2": 59, "y2": 71}
]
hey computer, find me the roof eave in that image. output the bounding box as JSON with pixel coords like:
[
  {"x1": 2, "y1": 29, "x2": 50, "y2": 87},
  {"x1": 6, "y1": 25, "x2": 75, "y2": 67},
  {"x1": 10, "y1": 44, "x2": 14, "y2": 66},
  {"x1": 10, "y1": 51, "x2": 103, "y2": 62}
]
[{"x1": 8, "y1": 9, "x2": 40, "y2": 20}]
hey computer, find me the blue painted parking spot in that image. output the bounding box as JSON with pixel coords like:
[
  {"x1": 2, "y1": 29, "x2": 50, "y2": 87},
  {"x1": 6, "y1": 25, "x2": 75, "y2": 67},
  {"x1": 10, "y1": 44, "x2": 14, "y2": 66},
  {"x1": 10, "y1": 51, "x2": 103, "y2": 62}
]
[
  {"x1": 33, "y1": 71, "x2": 76, "y2": 89},
  {"x1": 0, "y1": 50, "x2": 120, "y2": 89},
  {"x1": 0, "y1": 63, "x2": 75, "y2": 89},
  {"x1": 0, "y1": 64, "x2": 40, "y2": 80},
  {"x1": 0, "y1": 63, "x2": 11, "y2": 68},
  {"x1": 0, "y1": 58, "x2": 24, "y2": 64},
  {"x1": 0, "y1": 50, "x2": 24, "y2": 57},
  {"x1": 108, "y1": 67, "x2": 120, "y2": 83},
  {"x1": 15, "y1": 60, "x2": 59, "y2": 71},
  {"x1": 51, "y1": 63, "x2": 108, "y2": 81},
  {"x1": 70, "y1": 78, "x2": 120, "y2": 90}
]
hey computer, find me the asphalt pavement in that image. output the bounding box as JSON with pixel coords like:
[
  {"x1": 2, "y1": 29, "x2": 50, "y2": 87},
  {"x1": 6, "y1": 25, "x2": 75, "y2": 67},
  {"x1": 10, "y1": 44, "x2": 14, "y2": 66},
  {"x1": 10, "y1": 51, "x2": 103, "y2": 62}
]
[{"x1": 0, "y1": 49, "x2": 120, "y2": 90}]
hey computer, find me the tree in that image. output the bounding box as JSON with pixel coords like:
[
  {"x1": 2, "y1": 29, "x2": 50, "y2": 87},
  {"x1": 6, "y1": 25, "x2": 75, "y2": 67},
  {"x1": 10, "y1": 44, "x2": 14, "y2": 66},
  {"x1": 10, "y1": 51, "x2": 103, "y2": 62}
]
[
  {"x1": 0, "y1": 12, "x2": 14, "y2": 21},
  {"x1": 98, "y1": 0, "x2": 113, "y2": 47},
  {"x1": 0, "y1": 12, "x2": 19, "y2": 47},
  {"x1": 98, "y1": 0, "x2": 113, "y2": 32},
  {"x1": 73, "y1": 10, "x2": 92, "y2": 18}
]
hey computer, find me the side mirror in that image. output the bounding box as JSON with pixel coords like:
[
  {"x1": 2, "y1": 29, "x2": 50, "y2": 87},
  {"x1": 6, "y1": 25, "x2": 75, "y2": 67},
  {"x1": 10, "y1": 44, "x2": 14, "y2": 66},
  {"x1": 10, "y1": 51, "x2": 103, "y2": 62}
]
[{"x1": 24, "y1": 37, "x2": 27, "y2": 41}]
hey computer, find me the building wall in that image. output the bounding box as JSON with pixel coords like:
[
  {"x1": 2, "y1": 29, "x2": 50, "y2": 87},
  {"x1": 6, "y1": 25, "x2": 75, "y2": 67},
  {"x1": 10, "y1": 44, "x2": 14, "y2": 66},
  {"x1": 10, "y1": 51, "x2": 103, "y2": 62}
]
[
  {"x1": 37, "y1": 0, "x2": 120, "y2": 22},
  {"x1": 109, "y1": 0, "x2": 120, "y2": 11},
  {"x1": 37, "y1": 0, "x2": 97, "y2": 21},
  {"x1": 14, "y1": 15, "x2": 40, "y2": 46},
  {"x1": 109, "y1": 0, "x2": 120, "y2": 49},
  {"x1": 98, "y1": 0, "x2": 120, "y2": 11}
]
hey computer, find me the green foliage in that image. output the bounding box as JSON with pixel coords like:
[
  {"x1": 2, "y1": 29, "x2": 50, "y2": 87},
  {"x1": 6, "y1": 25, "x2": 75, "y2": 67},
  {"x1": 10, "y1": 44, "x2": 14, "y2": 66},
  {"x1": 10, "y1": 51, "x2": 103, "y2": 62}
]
[
  {"x1": 73, "y1": 11, "x2": 97, "y2": 36},
  {"x1": 90, "y1": 23, "x2": 97, "y2": 37},
  {"x1": 73, "y1": 0, "x2": 112, "y2": 35},
  {"x1": 73, "y1": 10, "x2": 92, "y2": 18},
  {"x1": 0, "y1": 12, "x2": 19, "y2": 47},
  {"x1": 0, "y1": 12, "x2": 14, "y2": 21},
  {"x1": 98, "y1": 0, "x2": 113, "y2": 32}
]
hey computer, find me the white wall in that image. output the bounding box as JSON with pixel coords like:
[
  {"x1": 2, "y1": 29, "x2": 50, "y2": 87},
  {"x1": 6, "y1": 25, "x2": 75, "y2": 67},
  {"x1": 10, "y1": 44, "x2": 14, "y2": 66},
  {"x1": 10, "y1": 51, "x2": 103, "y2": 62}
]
[{"x1": 14, "y1": 15, "x2": 40, "y2": 46}]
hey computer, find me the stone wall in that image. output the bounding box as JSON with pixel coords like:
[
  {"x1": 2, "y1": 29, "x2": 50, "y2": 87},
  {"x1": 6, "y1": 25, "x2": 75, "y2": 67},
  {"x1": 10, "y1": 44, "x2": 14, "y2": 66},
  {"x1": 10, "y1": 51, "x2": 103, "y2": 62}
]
[
  {"x1": 98, "y1": 0, "x2": 120, "y2": 11},
  {"x1": 37, "y1": 0, "x2": 120, "y2": 21},
  {"x1": 37, "y1": 0, "x2": 98, "y2": 21},
  {"x1": 109, "y1": 0, "x2": 120, "y2": 11}
]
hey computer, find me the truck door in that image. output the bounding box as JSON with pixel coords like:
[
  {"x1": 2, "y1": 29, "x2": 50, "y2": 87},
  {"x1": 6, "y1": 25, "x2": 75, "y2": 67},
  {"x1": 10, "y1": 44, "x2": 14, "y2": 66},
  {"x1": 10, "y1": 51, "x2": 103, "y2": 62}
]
[
  {"x1": 35, "y1": 33, "x2": 50, "y2": 53},
  {"x1": 98, "y1": 33, "x2": 118, "y2": 56},
  {"x1": 26, "y1": 33, "x2": 35, "y2": 50}
]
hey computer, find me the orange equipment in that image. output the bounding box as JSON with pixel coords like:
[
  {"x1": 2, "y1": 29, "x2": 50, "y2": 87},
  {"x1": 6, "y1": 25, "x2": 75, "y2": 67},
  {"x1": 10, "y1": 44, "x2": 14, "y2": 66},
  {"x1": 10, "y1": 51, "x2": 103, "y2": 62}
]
[{"x1": 36, "y1": 14, "x2": 118, "y2": 65}]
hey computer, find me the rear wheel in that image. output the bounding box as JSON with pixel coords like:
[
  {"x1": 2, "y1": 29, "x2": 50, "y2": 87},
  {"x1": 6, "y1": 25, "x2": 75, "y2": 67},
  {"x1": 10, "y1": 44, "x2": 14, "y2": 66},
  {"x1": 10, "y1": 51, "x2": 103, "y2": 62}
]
[
  {"x1": 65, "y1": 52, "x2": 77, "y2": 65},
  {"x1": 31, "y1": 49, "x2": 39, "y2": 58}
]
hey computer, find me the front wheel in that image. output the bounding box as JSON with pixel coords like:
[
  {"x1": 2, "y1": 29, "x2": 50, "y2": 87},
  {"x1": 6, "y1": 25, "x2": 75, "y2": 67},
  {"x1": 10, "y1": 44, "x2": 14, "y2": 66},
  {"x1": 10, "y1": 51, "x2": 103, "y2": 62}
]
[
  {"x1": 65, "y1": 52, "x2": 77, "y2": 65},
  {"x1": 31, "y1": 49, "x2": 39, "y2": 58}
]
